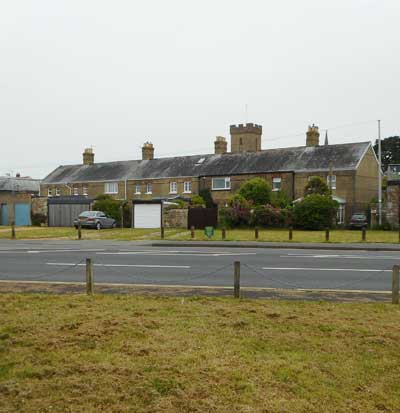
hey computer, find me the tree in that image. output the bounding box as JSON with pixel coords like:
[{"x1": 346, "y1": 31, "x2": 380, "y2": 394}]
[
  {"x1": 191, "y1": 195, "x2": 206, "y2": 207},
  {"x1": 304, "y1": 176, "x2": 329, "y2": 196},
  {"x1": 237, "y1": 178, "x2": 272, "y2": 206},
  {"x1": 293, "y1": 194, "x2": 338, "y2": 230},
  {"x1": 93, "y1": 195, "x2": 130, "y2": 227},
  {"x1": 199, "y1": 189, "x2": 216, "y2": 208},
  {"x1": 373, "y1": 136, "x2": 400, "y2": 172}
]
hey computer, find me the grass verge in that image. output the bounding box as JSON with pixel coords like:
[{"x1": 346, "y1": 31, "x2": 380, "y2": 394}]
[{"x1": 0, "y1": 294, "x2": 399, "y2": 412}]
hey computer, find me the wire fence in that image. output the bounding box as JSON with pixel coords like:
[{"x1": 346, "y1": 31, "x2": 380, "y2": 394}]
[{"x1": 0, "y1": 255, "x2": 398, "y2": 302}]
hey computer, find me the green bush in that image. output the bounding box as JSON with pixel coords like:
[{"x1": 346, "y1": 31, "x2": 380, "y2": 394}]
[
  {"x1": 238, "y1": 178, "x2": 272, "y2": 206},
  {"x1": 304, "y1": 177, "x2": 330, "y2": 196},
  {"x1": 199, "y1": 189, "x2": 216, "y2": 208},
  {"x1": 191, "y1": 195, "x2": 206, "y2": 207},
  {"x1": 31, "y1": 213, "x2": 47, "y2": 226},
  {"x1": 293, "y1": 194, "x2": 338, "y2": 230},
  {"x1": 93, "y1": 195, "x2": 131, "y2": 227},
  {"x1": 270, "y1": 190, "x2": 291, "y2": 209},
  {"x1": 249, "y1": 205, "x2": 291, "y2": 228}
]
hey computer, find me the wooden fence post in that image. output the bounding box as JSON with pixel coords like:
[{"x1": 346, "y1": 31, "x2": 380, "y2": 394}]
[
  {"x1": 86, "y1": 258, "x2": 94, "y2": 295},
  {"x1": 362, "y1": 226, "x2": 367, "y2": 242},
  {"x1": 392, "y1": 265, "x2": 399, "y2": 304},
  {"x1": 255, "y1": 227, "x2": 259, "y2": 240},
  {"x1": 11, "y1": 221, "x2": 16, "y2": 240},
  {"x1": 289, "y1": 226, "x2": 293, "y2": 241},
  {"x1": 325, "y1": 227, "x2": 330, "y2": 242},
  {"x1": 190, "y1": 226, "x2": 195, "y2": 239},
  {"x1": 78, "y1": 221, "x2": 82, "y2": 240},
  {"x1": 161, "y1": 227, "x2": 164, "y2": 239},
  {"x1": 222, "y1": 228, "x2": 226, "y2": 240},
  {"x1": 234, "y1": 261, "x2": 240, "y2": 299},
  {"x1": 120, "y1": 205, "x2": 124, "y2": 230}
]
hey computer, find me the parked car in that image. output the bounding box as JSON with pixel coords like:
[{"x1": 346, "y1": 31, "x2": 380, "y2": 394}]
[
  {"x1": 74, "y1": 211, "x2": 116, "y2": 230},
  {"x1": 348, "y1": 213, "x2": 368, "y2": 229}
]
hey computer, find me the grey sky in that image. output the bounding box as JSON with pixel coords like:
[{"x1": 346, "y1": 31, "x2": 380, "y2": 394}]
[{"x1": 1, "y1": 0, "x2": 399, "y2": 179}]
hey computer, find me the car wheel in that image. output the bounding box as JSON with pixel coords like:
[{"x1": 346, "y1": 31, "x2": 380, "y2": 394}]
[
  {"x1": 96, "y1": 222, "x2": 101, "y2": 230},
  {"x1": 112, "y1": 222, "x2": 117, "y2": 228}
]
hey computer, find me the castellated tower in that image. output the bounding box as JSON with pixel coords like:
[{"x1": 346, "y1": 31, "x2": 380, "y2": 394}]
[{"x1": 230, "y1": 123, "x2": 262, "y2": 153}]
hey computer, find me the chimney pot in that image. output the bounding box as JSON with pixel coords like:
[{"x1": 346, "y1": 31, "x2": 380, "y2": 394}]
[
  {"x1": 306, "y1": 125, "x2": 320, "y2": 147},
  {"x1": 142, "y1": 142, "x2": 154, "y2": 160},
  {"x1": 83, "y1": 148, "x2": 94, "y2": 165},
  {"x1": 214, "y1": 136, "x2": 227, "y2": 154}
]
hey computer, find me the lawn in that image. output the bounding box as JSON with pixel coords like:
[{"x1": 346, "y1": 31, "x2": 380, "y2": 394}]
[
  {"x1": 1, "y1": 226, "x2": 400, "y2": 243},
  {"x1": 0, "y1": 294, "x2": 399, "y2": 412}
]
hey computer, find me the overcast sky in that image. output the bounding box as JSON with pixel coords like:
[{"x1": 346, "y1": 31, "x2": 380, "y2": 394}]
[{"x1": 0, "y1": 0, "x2": 399, "y2": 178}]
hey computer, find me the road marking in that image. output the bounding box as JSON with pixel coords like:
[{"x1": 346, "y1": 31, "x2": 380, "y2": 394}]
[
  {"x1": 46, "y1": 262, "x2": 190, "y2": 269},
  {"x1": 284, "y1": 254, "x2": 400, "y2": 260},
  {"x1": 97, "y1": 252, "x2": 256, "y2": 257},
  {"x1": 262, "y1": 267, "x2": 390, "y2": 272}
]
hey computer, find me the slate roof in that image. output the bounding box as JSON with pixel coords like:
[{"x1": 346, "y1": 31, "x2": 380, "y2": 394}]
[
  {"x1": 42, "y1": 142, "x2": 372, "y2": 184},
  {"x1": 0, "y1": 177, "x2": 41, "y2": 193}
]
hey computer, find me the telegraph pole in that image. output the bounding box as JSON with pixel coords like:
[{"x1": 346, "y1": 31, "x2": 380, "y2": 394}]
[{"x1": 378, "y1": 120, "x2": 382, "y2": 226}]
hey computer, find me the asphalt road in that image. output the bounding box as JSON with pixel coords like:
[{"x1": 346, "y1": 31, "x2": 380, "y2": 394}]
[{"x1": 0, "y1": 240, "x2": 398, "y2": 292}]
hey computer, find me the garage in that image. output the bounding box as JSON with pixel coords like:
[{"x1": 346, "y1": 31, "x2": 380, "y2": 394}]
[
  {"x1": 48, "y1": 196, "x2": 92, "y2": 227},
  {"x1": 133, "y1": 200, "x2": 162, "y2": 229}
]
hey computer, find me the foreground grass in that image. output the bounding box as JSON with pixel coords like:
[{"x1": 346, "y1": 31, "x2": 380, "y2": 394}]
[
  {"x1": 0, "y1": 226, "x2": 400, "y2": 243},
  {"x1": 0, "y1": 295, "x2": 399, "y2": 412}
]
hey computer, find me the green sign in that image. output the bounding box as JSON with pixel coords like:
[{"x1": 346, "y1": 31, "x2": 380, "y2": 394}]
[{"x1": 204, "y1": 226, "x2": 214, "y2": 238}]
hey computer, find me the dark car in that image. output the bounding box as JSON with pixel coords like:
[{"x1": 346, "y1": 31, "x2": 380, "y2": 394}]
[
  {"x1": 74, "y1": 211, "x2": 116, "y2": 230},
  {"x1": 349, "y1": 213, "x2": 368, "y2": 229}
]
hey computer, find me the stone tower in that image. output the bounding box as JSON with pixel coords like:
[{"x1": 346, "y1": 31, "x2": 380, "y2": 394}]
[
  {"x1": 214, "y1": 136, "x2": 227, "y2": 154},
  {"x1": 142, "y1": 142, "x2": 154, "y2": 160},
  {"x1": 306, "y1": 124, "x2": 320, "y2": 147},
  {"x1": 230, "y1": 123, "x2": 262, "y2": 153},
  {"x1": 83, "y1": 148, "x2": 94, "y2": 165}
]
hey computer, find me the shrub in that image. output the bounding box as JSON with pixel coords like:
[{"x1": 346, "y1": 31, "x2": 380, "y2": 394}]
[
  {"x1": 93, "y1": 195, "x2": 131, "y2": 227},
  {"x1": 238, "y1": 178, "x2": 272, "y2": 206},
  {"x1": 199, "y1": 189, "x2": 216, "y2": 208},
  {"x1": 270, "y1": 190, "x2": 291, "y2": 209},
  {"x1": 31, "y1": 213, "x2": 47, "y2": 226},
  {"x1": 219, "y1": 198, "x2": 252, "y2": 228},
  {"x1": 249, "y1": 205, "x2": 291, "y2": 228},
  {"x1": 304, "y1": 177, "x2": 330, "y2": 196},
  {"x1": 191, "y1": 195, "x2": 206, "y2": 207},
  {"x1": 293, "y1": 194, "x2": 338, "y2": 230}
]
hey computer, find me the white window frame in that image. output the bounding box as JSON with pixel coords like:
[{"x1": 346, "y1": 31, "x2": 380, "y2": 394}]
[
  {"x1": 47, "y1": 188, "x2": 52, "y2": 197},
  {"x1": 104, "y1": 182, "x2": 118, "y2": 194},
  {"x1": 83, "y1": 186, "x2": 88, "y2": 196},
  {"x1": 327, "y1": 175, "x2": 337, "y2": 190},
  {"x1": 337, "y1": 204, "x2": 345, "y2": 224},
  {"x1": 183, "y1": 181, "x2": 192, "y2": 193},
  {"x1": 55, "y1": 187, "x2": 60, "y2": 197},
  {"x1": 272, "y1": 177, "x2": 282, "y2": 192},
  {"x1": 212, "y1": 177, "x2": 231, "y2": 191},
  {"x1": 73, "y1": 187, "x2": 79, "y2": 196},
  {"x1": 169, "y1": 181, "x2": 177, "y2": 194},
  {"x1": 146, "y1": 183, "x2": 153, "y2": 194},
  {"x1": 134, "y1": 185, "x2": 141, "y2": 195}
]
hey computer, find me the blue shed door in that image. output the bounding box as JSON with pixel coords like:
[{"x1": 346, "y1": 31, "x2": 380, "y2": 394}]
[
  {"x1": 15, "y1": 203, "x2": 31, "y2": 226},
  {"x1": 1, "y1": 204, "x2": 8, "y2": 226}
]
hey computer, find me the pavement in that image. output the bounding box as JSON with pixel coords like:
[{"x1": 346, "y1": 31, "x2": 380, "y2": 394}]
[{"x1": 0, "y1": 239, "x2": 398, "y2": 302}]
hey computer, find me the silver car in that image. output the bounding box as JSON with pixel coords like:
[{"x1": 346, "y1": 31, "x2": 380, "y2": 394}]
[{"x1": 74, "y1": 211, "x2": 116, "y2": 230}]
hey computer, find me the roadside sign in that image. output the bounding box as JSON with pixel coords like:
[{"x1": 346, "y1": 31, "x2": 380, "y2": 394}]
[{"x1": 204, "y1": 226, "x2": 214, "y2": 238}]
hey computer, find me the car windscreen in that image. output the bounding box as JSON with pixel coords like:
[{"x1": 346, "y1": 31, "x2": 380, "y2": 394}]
[
  {"x1": 79, "y1": 211, "x2": 97, "y2": 218},
  {"x1": 352, "y1": 214, "x2": 366, "y2": 220}
]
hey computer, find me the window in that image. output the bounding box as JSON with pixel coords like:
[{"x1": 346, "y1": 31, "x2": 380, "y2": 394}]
[
  {"x1": 47, "y1": 188, "x2": 52, "y2": 197},
  {"x1": 73, "y1": 187, "x2": 79, "y2": 196},
  {"x1": 212, "y1": 177, "x2": 231, "y2": 190},
  {"x1": 83, "y1": 186, "x2": 88, "y2": 196},
  {"x1": 135, "y1": 185, "x2": 141, "y2": 195},
  {"x1": 55, "y1": 187, "x2": 60, "y2": 197},
  {"x1": 169, "y1": 182, "x2": 177, "y2": 194},
  {"x1": 146, "y1": 183, "x2": 152, "y2": 194},
  {"x1": 272, "y1": 177, "x2": 282, "y2": 191},
  {"x1": 183, "y1": 181, "x2": 192, "y2": 193},
  {"x1": 337, "y1": 204, "x2": 345, "y2": 224},
  {"x1": 104, "y1": 182, "x2": 118, "y2": 194},
  {"x1": 327, "y1": 175, "x2": 337, "y2": 190}
]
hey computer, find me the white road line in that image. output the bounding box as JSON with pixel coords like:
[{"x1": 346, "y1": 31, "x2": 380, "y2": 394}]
[
  {"x1": 96, "y1": 252, "x2": 256, "y2": 257},
  {"x1": 283, "y1": 254, "x2": 400, "y2": 260},
  {"x1": 46, "y1": 262, "x2": 190, "y2": 269},
  {"x1": 262, "y1": 267, "x2": 390, "y2": 272}
]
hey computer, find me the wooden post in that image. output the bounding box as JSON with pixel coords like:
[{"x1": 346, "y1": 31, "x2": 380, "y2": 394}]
[
  {"x1": 222, "y1": 228, "x2": 226, "y2": 240},
  {"x1": 161, "y1": 227, "x2": 164, "y2": 239},
  {"x1": 325, "y1": 227, "x2": 330, "y2": 242},
  {"x1": 190, "y1": 226, "x2": 195, "y2": 238},
  {"x1": 289, "y1": 226, "x2": 293, "y2": 241},
  {"x1": 255, "y1": 227, "x2": 259, "y2": 240},
  {"x1": 392, "y1": 265, "x2": 400, "y2": 304},
  {"x1": 11, "y1": 221, "x2": 16, "y2": 240},
  {"x1": 86, "y1": 258, "x2": 94, "y2": 295},
  {"x1": 78, "y1": 221, "x2": 82, "y2": 240},
  {"x1": 120, "y1": 205, "x2": 124, "y2": 230},
  {"x1": 362, "y1": 226, "x2": 366, "y2": 242},
  {"x1": 234, "y1": 261, "x2": 240, "y2": 299}
]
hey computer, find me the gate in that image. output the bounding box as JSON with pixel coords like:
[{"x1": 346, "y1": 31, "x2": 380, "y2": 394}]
[
  {"x1": 1, "y1": 204, "x2": 8, "y2": 226},
  {"x1": 188, "y1": 208, "x2": 218, "y2": 229},
  {"x1": 15, "y1": 203, "x2": 31, "y2": 226},
  {"x1": 48, "y1": 197, "x2": 92, "y2": 227}
]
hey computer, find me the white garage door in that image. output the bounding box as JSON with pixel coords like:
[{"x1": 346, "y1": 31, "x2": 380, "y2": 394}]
[{"x1": 134, "y1": 204, "x2": 161, "y2": 228}]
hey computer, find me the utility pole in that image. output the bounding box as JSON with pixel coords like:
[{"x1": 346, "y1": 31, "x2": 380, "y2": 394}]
[{"x1": 378, "y1": 120, "x2": 382, "y2": 226}]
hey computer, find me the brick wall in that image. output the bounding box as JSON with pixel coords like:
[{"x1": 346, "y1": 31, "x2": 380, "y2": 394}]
[{"x1": 163, "y1": 208, "x2": 188, "y2": 228}]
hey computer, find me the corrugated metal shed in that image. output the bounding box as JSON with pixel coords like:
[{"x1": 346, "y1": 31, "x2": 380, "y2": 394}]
[
  {"x1": 0, "y1": 177, "x2": 41, "y2": 192},
  {"x1": 42, "y1": 142, "x2": 372, "y2": 184}
]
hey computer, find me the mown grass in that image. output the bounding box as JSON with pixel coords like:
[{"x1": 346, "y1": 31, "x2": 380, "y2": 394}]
[
  {"x1": 0, "y1": 294, "x2": 399, "y2": 412},
  {"x1": 0, "y1": 226, "x2": 400, "y2": 243}
]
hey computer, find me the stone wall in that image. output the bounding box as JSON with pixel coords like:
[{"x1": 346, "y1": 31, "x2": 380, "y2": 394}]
[
  {"x1": 32, "y1": 197, "x2": 48, "y2": 216},
  {"x1": 163, "y1": 208, "x2": 188, "y2": 228}
]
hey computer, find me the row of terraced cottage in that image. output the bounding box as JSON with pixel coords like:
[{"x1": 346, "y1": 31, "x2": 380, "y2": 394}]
[{"x1": 38, "y1": 122, "x2": 379, "y2": 228}]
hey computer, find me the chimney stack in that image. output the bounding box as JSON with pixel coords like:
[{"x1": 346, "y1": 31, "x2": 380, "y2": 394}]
[
  {"x1": 306, "y1": 124, "x2": 320, "y2": 147},
  {"x1": 83, "y1": 148, "x2": 94, "y2": 165},
  {"x1": 214, "y1": 136, "x2": 227, "y2": 154},
  {"x1": 142, "y1": 142, "x2": 154, "y2": 160}
]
